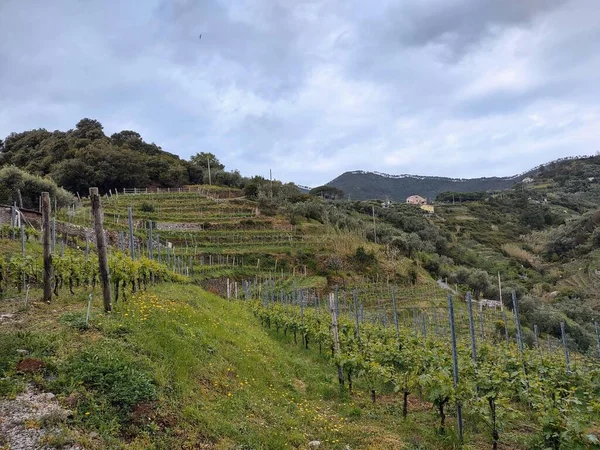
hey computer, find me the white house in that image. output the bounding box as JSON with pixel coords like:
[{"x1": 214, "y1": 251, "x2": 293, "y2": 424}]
[{"x1": 406, "y1": 195, "x2": 427, "y2": 205}]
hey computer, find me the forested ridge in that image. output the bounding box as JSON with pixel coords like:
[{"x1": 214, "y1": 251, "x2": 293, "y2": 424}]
[{"x1": 0, "y1": 118, "x2": 236, "y2": 195}]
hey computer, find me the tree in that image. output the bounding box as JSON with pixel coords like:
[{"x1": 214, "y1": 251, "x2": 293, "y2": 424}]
[
  {"x1": 190, "y1": 152, "x2": 224, "y2": 171},
  {"x1": 110, "y1": 130, "x2": 141, "y2": 146},
  {"x1": 243, "y1": 182, "x2": 259, "y2": 200},
  {"x1": 51, "y1": 159, "x2": 95, "y2": 194},
  {"x1": 73, "y1": 118, "x2": 105, "y2": 140},
  {"x1": 0, "y1": 165, "x2": 74, "y2": 209},
  {"x1": 520, "y1": 206, "x2": 546, "y2": 229},
  {"x1": 213, "y1": 169, "x2": 243, "y2": 187},
  {"x1": 110, "y1": 130, "x2": 163, "y2": 155},
  {"x1": 189, "y1": 152, "x2": 224, "y2": 185},
  {"x1": 159, "y1": 164, "x2": 188, "y2": 188},
  {"x1": 187, "y1": 163, "x2": 204, "y2": 184},
  {"x1": 309, "y1": 185, "x2": 344, "y2": 200},
  {"x1": 468, "y1": 269, "x2": 491, "y2": 299}
]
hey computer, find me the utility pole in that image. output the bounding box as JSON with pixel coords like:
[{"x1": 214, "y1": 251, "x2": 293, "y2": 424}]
[
  {"x1": 207, "y1": 156, "x2": 212, "y2": 186},
  {"x1": 372, "y1": 206, "x2": 377, "y2": 244},
  {"x1": 498, "y1": 272, "x2": 503, "y2": 311}
]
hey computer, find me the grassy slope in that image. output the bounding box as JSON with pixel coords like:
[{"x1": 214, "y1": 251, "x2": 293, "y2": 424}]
[{"x1": 0, "y1": 283, "x2": 531, "y2": 450}]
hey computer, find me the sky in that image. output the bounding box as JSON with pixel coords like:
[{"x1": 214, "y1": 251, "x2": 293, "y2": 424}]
[{"x1": 0, "y1": 0, "x2": 598, "y2": 187}]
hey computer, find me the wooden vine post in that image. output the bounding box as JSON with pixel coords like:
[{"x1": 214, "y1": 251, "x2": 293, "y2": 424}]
[
  {"x1": 148, "y1": 220, "x2": 153, "y2": 260},
  {"x1": 329, "y1": 292, "x2": 344, "y2": 386},
  {"x1": 10, "y1": 204, "x2": 16, "y2": 239},
  {"x1": 353, "y1": 288, "x2": 361, "y2": 339},
  {"x1": 128, "y1": 206, "x2": 135, "y2": 260},
  {"x1": 20, "y1": 211, "x2": 25, "y2": 256},
  {"x1": 90, "y1": 187, "x2": 112, "y2": 313},
  {"x1": 41, "y1": 192, "x2": 52, "y2": 302}
]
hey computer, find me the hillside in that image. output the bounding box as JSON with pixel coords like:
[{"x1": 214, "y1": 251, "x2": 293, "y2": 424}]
[
  {"x1": 1, "y1": 191, "x2": 598, "y2": 448},
  {"x1": 3, "y1": 284, "x2": 442, "y2": 449},
  {"x1": 426, "y1": 155, "x2": 600, "y2": 351},
  {"x1": 325, "y1": 156, "x2": 589, "y2": 201},
  {"x1": 1, "y1": 154, "x2": 600, "y2": 448}
]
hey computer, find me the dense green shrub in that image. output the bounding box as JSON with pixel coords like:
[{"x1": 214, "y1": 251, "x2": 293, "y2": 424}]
[
  {"x1": 0, "y1": 165, "x2": 74, "y2": 209},
  {"x1": 58, "y1": 341, "x2": 156, "y2": 413},
  {"x1": 517, "y1": 296, "x2": 592, "y2": 352},
  {"x1": 351, "y1": 247, "x2": 377, "y2": 271},
  {"x1": 139, "y1": 201, "x2": 155, "y2": 213}
]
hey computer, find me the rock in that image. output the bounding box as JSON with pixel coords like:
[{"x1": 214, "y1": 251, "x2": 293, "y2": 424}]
[
  {"x1": 0, "y1": 384, "x2": 83, "y2": 450},
  {"x1": 89, "y1": 432, "x2": 99, "y2": 439},
  {"x1": 15, "y1": 358, "x2": 45, "y2": 373},
  {"x1": 16, "y1": 349, "x2": 29, "y2": 356},
  {"x1": 308, "y1": 441, "x2": 321, "y2": 448},
  {"x1": 549, "y1": 291, "x2": 559, "y2": 298},
  {"x1": 65, "y1": 392, "x2": 80, "y2": 408}
]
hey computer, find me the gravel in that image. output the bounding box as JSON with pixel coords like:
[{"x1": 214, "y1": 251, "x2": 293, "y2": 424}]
[{"x1": 0, "y1": 385, "x2": 82, "y2": 450}]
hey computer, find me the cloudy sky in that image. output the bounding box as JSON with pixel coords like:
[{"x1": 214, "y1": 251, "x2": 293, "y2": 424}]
[{"x1": 0, "y1": 0, "x2": 598, "y2": 186}]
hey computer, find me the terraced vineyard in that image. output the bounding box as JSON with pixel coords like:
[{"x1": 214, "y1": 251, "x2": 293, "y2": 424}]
[
  {"x1": 3, "y1": 183, "x2": 600, "y2": 450},
  {"x1": 41, "y1": 188, "x2": 360, "y2": 299}
]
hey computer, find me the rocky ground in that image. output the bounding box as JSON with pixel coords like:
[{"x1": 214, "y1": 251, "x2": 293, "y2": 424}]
[{"x1": 0, "y1": 385, "x2": 81, "y2": 450}]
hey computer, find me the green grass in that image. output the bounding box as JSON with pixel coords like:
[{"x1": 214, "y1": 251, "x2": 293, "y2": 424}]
[{"x1": 0, "y1": 283, "x2": 536, "y2": 449}]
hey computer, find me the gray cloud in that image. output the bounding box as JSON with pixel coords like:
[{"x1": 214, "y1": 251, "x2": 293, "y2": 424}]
[
  {"x1": 0, "y1": 0, "x2": 598, "y2": 186},
  {"x1": 384, "y1": 0, "x2": 569, "y2": 55}
]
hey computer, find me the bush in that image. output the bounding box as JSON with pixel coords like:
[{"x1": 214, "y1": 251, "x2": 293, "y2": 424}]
[
  {"x1": 139, "y1": 201, "x2": 155, "y2": 213},
  {"x1": 325, "y1": 255, "x2": 343, "y2": 273},
  {"x1": 243, "y1": 183, "x2": 259, "y2": 200},
  {"x1": 0, "y1": 331, "x2": 56, "y2": 376},
  {"x1": 517, "y1": 296, "x2": 593, "y2": 352},
  {"x1": 419, "y1": 252, "x2": 440, "y2": 276},
  {"x1": 59, "y1": 312, "x2": 90, "y2": 331},
  {"x1": 408, "y1": 267, "x2": 418, "y2": 285},
  {"x1": 0, "y1": 165, "x2": 74, "y2": 209},
  {"x1": 257, "y1": 195, "x2": 278, "y2": 216},
  {"x1": 57, "y1": 342, "x2": 156, "y2": 414},
  {"x1": 352, "y1": 246, "x2": 376, "y2": 267}
]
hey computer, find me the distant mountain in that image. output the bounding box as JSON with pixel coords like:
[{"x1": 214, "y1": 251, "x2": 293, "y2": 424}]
[{"x1": 325, "y1": 156, "x2": 590, "y2": 201}]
